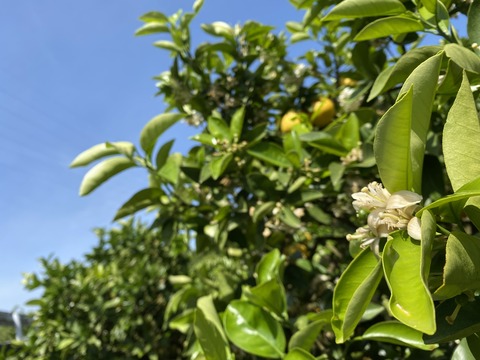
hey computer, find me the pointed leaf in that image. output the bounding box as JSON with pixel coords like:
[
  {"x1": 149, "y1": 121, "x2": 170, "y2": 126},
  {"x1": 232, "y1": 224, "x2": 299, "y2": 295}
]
[
  {"x1": 256, "y1": 249, "x2": 283, "y2": 284},
  {"x1": 284, "y1": 348, "x2": 316, "y2": 360},
  {"x1": 79, "y1": 157, "x2": 136, "y2": 196},
  {"x1": 230, "y1": 107, "x2": 245, "y2": 141},
  {"x1": 382, "y1": 231, "x2": 436, "y2": 334},
  {"x1": 114, "y1": 188, "x2": 163, "y2": 221},
  {"x1": 434, "y1": 231, "x2": 480, "y2": 300},
  {"x1": 70, "y1": 141, "x2": 135, "y2": 168},
  {"x1": 444, "y1": 43, "x2": 480, "y2": 74},
  {"x1": 289, "y1": 312, "x2": 331, "y2": 351},
  {"x1": 135, "y1": 22, "x2": 169, "y2": 36},
  {"x1": 323, "y1": 0, "x2": 406, "y2": 21},
  {"x1": 359, "y1": 321, "x2": 438, "y2": 350},
  {"x1": 354, "y1": 16, "x2": 423, "y2": 41},
  {"x1": 210, "y1": 153, "x2": 233, "y2": 180},
  {"x1": 158, "y1": 153, "x2": 182, "y2": 185},
  {"x1": 155, "y1": 139, "x2": 175, "y2": 170},
  {"x1": 468, "y1": 0, "x2": 480, "y2": 47},
  {"x1": 452, "y1": 338, "x2": 476, "y2": 360},
  {"x1": 194, "y1": 295, "x2": 232, "y2": 360},
  {"x1": 154, "y1": 40, "x2": 183, "y2": 52},
  {"x1": 247, "y1": 142, "x2": 291, "y2": 167},
  {"x1": 208, "y1": 115, "x2": 233, "y2": 142},
  {"x1": 374, "y1": 87, "x2": 413, "y2": 192},
  {"x1": 247, "y1": 278, "x2": 287, "y2": 318},
  {"x1": 332, "y1": 248, "x2": 383, "y2": 343},
  {"x1": 252, "y1": 201, "x2": 276, "y2": 224},
  {"x1": 443, "y1": 72, "x2": 480, "y2": 191},
  {"x1": 223, "y1": 300, "x2": 286, "y2": 358},
  {"x1": 140, "y1": 113, "x2": 184, "y2": 157}
]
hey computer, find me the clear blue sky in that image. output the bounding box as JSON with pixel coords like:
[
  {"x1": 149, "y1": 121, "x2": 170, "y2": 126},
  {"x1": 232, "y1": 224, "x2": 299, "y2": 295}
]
[{"x1": 0, "y1": 1, "x2": 304, "y2": 310}]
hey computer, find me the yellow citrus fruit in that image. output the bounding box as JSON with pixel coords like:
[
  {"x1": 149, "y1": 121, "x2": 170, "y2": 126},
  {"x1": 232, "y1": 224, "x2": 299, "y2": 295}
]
[
  {"x1": 311, "y1": 97, "x2": 335, "y2": 128},
  {"x1": 280, "y1": 110, "x2": 303, "y2": 133},
  {"x1": 340, "y1": 77, "x2": 357, "y2": 87}
]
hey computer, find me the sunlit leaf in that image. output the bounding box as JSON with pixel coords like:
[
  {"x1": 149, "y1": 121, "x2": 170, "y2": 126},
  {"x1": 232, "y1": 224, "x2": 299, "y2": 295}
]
[
  {"x1": 114, "y1": 188, "x2": 163, "y2": 221},
  {"x1": 210, "y1": 153, "x2": 233, "y2": 180},
  {"x1": 382, "y1": 231, "x2": 436, "y2": 334},
  {"x1": 140, "y1": 113, "x2": 185, "y2": 157},
  {"x1": 444, "y1": 43, "x2": 480, "y2": 74},
  {"x1": 223, "y1": 300, "x2": 286, "y2": 358},
  {"x1": 284, "y1": 348, "x2": 316, "y2": 360},
  {"x1": 256, "y1": 249, "x2": 283, "y2": 284},
  {"x1": 247, "y1": 142, "x2": 292, "y2": 167},
  {"x1": 70, "y1": 142, "x2": 135, "y2": 168},
  {"x1": 443, "y1": 72, "x2": 480, "y2": 191},
  {"x1": 358, "y1": 321, "x2": 437, "y2": 350},
  {"x1": 79, "y1": 157, "x2": 136, "y2": 196},
  {"x1": 354, "y1": 16, "x2": 423, "y2": 41},
  {"x1": 322, "y1": 0, "x2": 406, "y2": 21},
  {"x1": 468, "y1": 0, "x2": 480, "y2": 48},
  {"x1": 332, "y1": 248, "x2": 383, "y2": 343}
]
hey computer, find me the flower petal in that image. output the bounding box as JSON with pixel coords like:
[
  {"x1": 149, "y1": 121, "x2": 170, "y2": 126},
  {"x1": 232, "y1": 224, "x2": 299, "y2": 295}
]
[
  {"x1": 407, "y1": 217, "x2": 422, "y2": 240},
  {"x1": 386, "y1": 190, "x2": 422, "y2": 209}
]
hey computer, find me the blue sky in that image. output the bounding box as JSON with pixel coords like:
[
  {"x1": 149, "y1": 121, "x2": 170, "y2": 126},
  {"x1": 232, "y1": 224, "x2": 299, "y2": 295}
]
[{"x1": 0, "y1": 1, "x2": 304, "y2": 310}]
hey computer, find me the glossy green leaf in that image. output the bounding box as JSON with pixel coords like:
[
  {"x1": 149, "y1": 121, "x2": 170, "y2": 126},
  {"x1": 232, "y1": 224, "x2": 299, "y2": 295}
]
[
  {"x1": 332, "y1": 248, "x2": 383, "y2": 343},
  {"x1": 201, "y1": 22, "x2": 234, "y2": 39},
  {"x1": 468, "y1": 0, "x2": 480, "y2": 47},
  {"x1": 434, "y1": 231, "x2": 480, "y2": 300},
  {"x1": 191, "y1": 133, "x2": 217, "y2": 146},
  {"x1": 114, "y1": 188, "x2": 162, "y2": 221},
  {"x1": 436, "y1": 1, "x2": 450, "y2": 35},
  {"x1": 322, "y1": 0, "x2": 406, "y2": 21},
  {"x1": 194, "y1": 295, "x2": 232, "y2": 360},
  {"x1": 397, "y1": 52, "x2": 442, "y2": 193},
  {"x1": 444, "y1": 43, "x2": 480, "y2": 74},
  {"x1": 443, "y1": 72, "x2": 480, "y2": 191},
  {"x1": 193, "y1": 0, "x2": 204, "y2": 13},
  {"x1": 464, "y1": 197, "x2": 480, "y2": 230},
  {"x1": 374, "y1": 87, "x2": 413, "y2": 193},
  {"x1": 420, "y1": 210, "x2": 436, "y2": 281},
  {"x1": 70, "y1": 141, "x2": 135, "y2": 168},
  {"x1": 288, "y1": 314, "x2": 331, "y2": 351},
  {"x1": 154, "y1": 40, "x2": 183, "y2": 52},
  {"x1": 155, "y1": 139, "x2": 175, "y2": 170},
  {"x1": 354, "y1": 16, "x2": 423, "y2": 41},
  {"x1": 358, "y1": 321, "x2": 438, "y2": 350},
  {"x1": 299, "y1": 132, "x2": 348, "y2": 156},
  {"x1": 135, "y1": 22, "x2": 169, "y2": 36},
  {"x1": 425, "y1": 296, "x2": 480, "y2": 343},
  {"x1": 252, "y1": 201, "x2": 276, "y2": 224},
  {"x1": 437, "y1": 59, "x2": 463, "y2": 95},
  {"x1": 223, "y1": 300, "x2": 286, "y2": 358},
  {"x1": 368, "y1": 46, "x2": 441, "y2": 101},
  {"x1": 210, "y1": 153, "x2": 233, "y2": 180},
  {"x1": 452, "y1": 338, "x2": 476, "y2": 360},
  {"x1": 169, "y1": 309, "x2": 194, "y2": 333},
  {"x1": 247, "y1": 142, "x2": 291, "y2": 167},
  {"x1": 138, "y1": 11, "x2": 168, "y2": 23},
  {"x1": 79, "y1": 157, "x2": 136, "y2": 196},
  {"x1": 306, "y1": 205, "x2": 331, "y2": 225},
  {"x1": 140, "y1": 113, "x2": 184, "y2": 157},
  {"x1": 361, "y1": 303, "x2": 385, "y2": 322},
  {"x1": 158, "y1": 153, "x2": 182, "y2": 185},
  {"x1": 284, "y1": 348, "x2": 316, "y2": 360},
  {"x1": 382, "y1": 231, "x2": 436, "y2": 334},
  {"x1": 208, "y1": 115, "x2": 232, "y2": 142},
  {"x1": 279, "y1": 207, "x2": 302, "y2": 228},
  {"x1": 230, "y1": 106, "x2": 245, "y2": 141},
  {"x1": 256, "y1": 249, "x2": 283, "y2": 284},
  {"x1": 247, "y1": 278, "x2": 287, "y2": 318}
]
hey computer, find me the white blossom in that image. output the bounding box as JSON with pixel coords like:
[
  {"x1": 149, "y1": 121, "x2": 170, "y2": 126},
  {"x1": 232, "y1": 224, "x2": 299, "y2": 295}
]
[{"x1": 347, "y1": 182, "x2": 422, "y2": 250}]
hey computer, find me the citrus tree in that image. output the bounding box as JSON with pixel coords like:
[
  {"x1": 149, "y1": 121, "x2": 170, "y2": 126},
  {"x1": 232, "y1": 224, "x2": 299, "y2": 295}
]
[{"x1": 18, "y1": 0, "x2": 480, "y2": 359}]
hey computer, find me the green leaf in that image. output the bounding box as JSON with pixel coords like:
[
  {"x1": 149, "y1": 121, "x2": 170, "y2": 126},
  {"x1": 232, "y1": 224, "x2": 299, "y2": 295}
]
[
  {"x1": 374, "y1": 87, "x2": 413, "y2": 192},
  {"x1": 382, "y1": 231, "x2": 436, "y2": 334},
  {"x1": 114, "y1": 188, "x2": 163, "y2": 221},
  {"x1": 223, "y1": 300, "x2": 286, "y2": 358},
  {"x1": 154, "y1": 40, "x2": 183, "y2": 52},
  {"x1": 322, "y1": 0, "x2": 406, "y2": 21},
  {"x1": 210, "y1": 153, "x2": 233, "y2": 180},
  {"x1": 401, "y1": 52, "x2": 442, "y2": 193},
  {"x1": 279, "y1": 207, "x2": 302, "y2": 228},
  {"x1": 284, "y1": 348, "x2": 316, "y2": 360},
  {"x1": 79, "y1": 157, "x2": 136, "y2": 196},
  {"x1": 140, "y1": 113, "x2": 185, "y2": 157},
  {"x1": 193, "y1": 0, "x2": 204, "y2": 13},
  {"x1": 70, "y1": 141, "x2": 135, "y2": 168},
  {"x1": 468, "y1": 0, "x2": 480, "y2": 47},
  {"x1": 464, "y1": 197, "x2": 480, "y2": 230},
  {"x1": 436, "y1": 1, "x2": 450, "y2": 36},
  {"x1": 368, "y1": 46, "x2": 442, "y2": 101},
  {"x1": 444, "y1": 43, "x2": 480, "y2": 74},
  {"x1": 135, "y1": 22, "x2": 169, "y2": 36},
  {"x1": 139, "y1": 11, "x2": 168, "y2": 23},
  {"x1": 354, "y1": 16, "x2": 424, "y2": 41},
  {"x1": 299, "y1": 132, "x2": 348, "y2": 157},
  {"x1": 170, "y1": 309, "x2": 194, "y2": 333},
  {"x1": 191, "y1": 133, "x2": 217, "y2": 147},
  {"x1": 434, "y1": 231, "x2": 480, "y2": 300},
  {"x1": 252, "y1": 201, "x2": 276, "y2": 224},
  {"x1": 467, "y1": 333, "x2": 480, "y2": 358},
  {"x1": 332, "y1": 248, "x2": 383, "y2": 343},
  {"x1": 155, "y1": 139, "x2": 175, "y2": 170},
  {"x1": 358, "y1": 321, "x2": 438, "y2": 350},
  {"x1": 207, "y1": 115, "x2": 233, "y2": 143},
  {"x1": 58, "y1": 338, "x2": 76, "y2": 350},
  {"x1": 230, "y1": 107, "x2": 245, "y2": 141},
  {"x1": 194, "y1": 295, "x2": 232, "y2": 360},
  {"x1": 158, "y1": 153, "x2": 182, "y2": 185},
  {"x1": 256, "y1": 249, "x2": 283, "y2": 284},
  {"x1": 201, "y1": 22, "x2": 235, "y2": 39},
  {"x1": 247, "y1": 142, "x2": 292, "y2": 167},
  {"x1": 452, "y1": 338, "x2": 476, "y2": 360},
  {"x1": 288, "y1": 312, "x2": 331, "y2": 351},
  {"x1": 443, "y1": 72, "x2": 480, "y2": 191},
  {"x1": 246, "y1": 278, "x2": 287, "y2": 319},
  {"x1": 424, "y1": 296, "x2": 480, "y2": 343}
]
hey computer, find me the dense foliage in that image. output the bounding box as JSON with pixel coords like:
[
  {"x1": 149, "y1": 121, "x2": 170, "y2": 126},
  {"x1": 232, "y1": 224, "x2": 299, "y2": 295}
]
[{"x1": 12, "y1": 0, "x2": 480, "y2": 359}]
